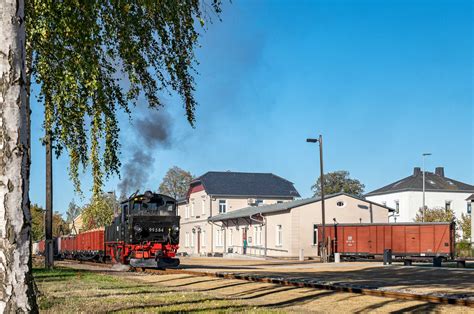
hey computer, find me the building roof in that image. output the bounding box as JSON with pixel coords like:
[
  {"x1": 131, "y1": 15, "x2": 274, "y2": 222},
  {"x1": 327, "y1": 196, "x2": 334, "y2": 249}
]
[
  {"x1": 366, "y1": 167, "x2": 474, "y2": 197},
  {"x1": 467, "y1": 194, "x2": 474, "y2": 201},
  {"x1": 209, "y1": 192, "x2": 393, "y2": 222},
  {"x1": 191, "y1": 171, "x2": 300, "y2": 198}
]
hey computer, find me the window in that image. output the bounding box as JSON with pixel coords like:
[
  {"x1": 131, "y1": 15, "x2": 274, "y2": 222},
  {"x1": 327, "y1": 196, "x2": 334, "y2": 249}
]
[
  {"x1": 255, "y1": 226, "x2": 262, "y2": 246},
  {"x1": 277, "y1": 201, "x2": 283, "y2": 204},
  {"x1": 468, "y1": 203, "x2": 472, "y2": 214},
  {"x1": 190, "y1": 202, "x2": 195, "y2": 217},
  {"x1": 229, "y1": 229, "x2": 233, "y2": 246},
  {"x1": 395, "y1": 200, "x2": 400, "y2": 214},
  {"x1": 185, "y1": 232, "x2": 190, "y2": 248},
  {"x1": 336, "y1": 201, "x2": 345, "y2": 208},
  {"x1": 190, "y1": 232, "x2": 195, "y2": 248},
  {"x1": 445, "y1": 201, "x2": 452, "y2": 211},
  {"x1": 216, "y1": 229, "x2": 224, "y2": 247},
  {"x1": 382, "y1": 201, "x2": 387, "y2": 206},
  {"x1": 219, "y1": 200, "x2": 227, "y2": 214},
  {"x1": 313, "y1": 225, "x2": 318, "y2": 246},
  {"x1": 201, "y1": 230, "x2": 206, "y2": 247},
  {"x1": 202, "y1": 199, "x2": 206, "y2": 215},
  {"x1": 185, "y1": 205, "x2": 190, "y2": 219},
  {"x1": 276, "y1": 225, "x2": 282, "y2": 246},
  {"x1": 255, "y1": 199, "x2": 263, "y2": 206}
]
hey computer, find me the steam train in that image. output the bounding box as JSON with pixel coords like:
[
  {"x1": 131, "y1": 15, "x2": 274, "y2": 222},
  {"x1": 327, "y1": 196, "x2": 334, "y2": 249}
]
[{"x1": 36, "y1": 191, "x2": 180, "y2": 269}]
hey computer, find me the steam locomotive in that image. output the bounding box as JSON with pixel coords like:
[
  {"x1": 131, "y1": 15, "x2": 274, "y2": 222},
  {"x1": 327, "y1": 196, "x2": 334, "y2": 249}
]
[
  {"x1": 106, "y1": 191, "x2": 180, "y2": 268},
  {"x1": 36, "y1": 191, "x2": 180, "y2": 269}
]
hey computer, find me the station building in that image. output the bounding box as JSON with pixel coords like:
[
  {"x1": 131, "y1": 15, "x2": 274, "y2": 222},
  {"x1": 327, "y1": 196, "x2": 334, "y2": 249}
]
[{"x1": 178, "y1": 171, "x2": 393, "y2": 258}]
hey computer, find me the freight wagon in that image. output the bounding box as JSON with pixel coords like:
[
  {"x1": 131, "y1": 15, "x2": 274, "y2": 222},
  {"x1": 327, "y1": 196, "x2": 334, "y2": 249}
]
[{"x1": 318, "y1": 222, "x2": 455, "y2": 259}]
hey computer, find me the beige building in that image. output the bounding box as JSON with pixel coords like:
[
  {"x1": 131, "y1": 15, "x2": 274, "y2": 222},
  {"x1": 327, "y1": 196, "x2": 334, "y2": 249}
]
[
  {"x1": 209, "y1": 192, "x2": 393, "y2": 258},
  {"x1": 69, "y1": 213, "x2": 84, "y2": 235},
  {"x1": 178, "y1": 171, "x2": 393, "y2": 258},
  {"x1": 177, "y1": 171, "x2": 300, "y2": 256}
]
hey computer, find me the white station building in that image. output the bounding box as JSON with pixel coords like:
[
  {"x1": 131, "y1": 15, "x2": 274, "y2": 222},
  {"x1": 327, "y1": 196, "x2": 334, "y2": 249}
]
[{"x1": 365, "y1": 167, "x2": 474, "y2": 223}]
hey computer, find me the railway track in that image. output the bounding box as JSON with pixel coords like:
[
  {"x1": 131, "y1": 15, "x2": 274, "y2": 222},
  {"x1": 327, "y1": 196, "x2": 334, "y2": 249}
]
[{"x1": 50, "y1": 258, "x2": 474, "y2": 308}]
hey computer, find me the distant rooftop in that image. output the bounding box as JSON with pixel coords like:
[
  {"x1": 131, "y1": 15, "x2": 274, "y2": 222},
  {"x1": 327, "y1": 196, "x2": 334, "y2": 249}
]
[
  {"x1": 191, "y1": 171, "x2": 300, "y2": 198},
  {"x1": 366, "y1": 167, "x2": 474, "y2": 196}
]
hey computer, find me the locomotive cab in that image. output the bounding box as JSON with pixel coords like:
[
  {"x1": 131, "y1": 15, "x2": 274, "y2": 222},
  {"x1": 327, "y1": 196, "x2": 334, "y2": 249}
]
[{"x1": 105, "y1": 191, "x2": 180, "y2": 269}]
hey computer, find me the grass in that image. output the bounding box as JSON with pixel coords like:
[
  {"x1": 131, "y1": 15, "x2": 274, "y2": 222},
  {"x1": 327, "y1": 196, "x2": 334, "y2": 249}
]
[{"x1": 33, "y1": 267, "x2": 277, "y2": 313}]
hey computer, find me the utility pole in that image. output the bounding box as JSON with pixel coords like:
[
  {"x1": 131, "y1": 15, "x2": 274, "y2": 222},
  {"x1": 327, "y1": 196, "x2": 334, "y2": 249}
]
[
  {"x1": 422, "y1": 153, "x2": 432, "y2": 222},
  {"x1": 45, "y1": 132, "x2": 54, "y2": 268},
  {"x1": 307, "y1": 135, "x2": 327, "y2": 263}
]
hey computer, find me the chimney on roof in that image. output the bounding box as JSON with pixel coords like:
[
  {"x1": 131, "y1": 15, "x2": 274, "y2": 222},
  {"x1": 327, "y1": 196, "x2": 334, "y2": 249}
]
[
  {"x1": 413, "y1": 167, "x2": 422, "y2": 176},
  {"x1": 435, "y1": 167, "x2": 445, "y2": 177}
]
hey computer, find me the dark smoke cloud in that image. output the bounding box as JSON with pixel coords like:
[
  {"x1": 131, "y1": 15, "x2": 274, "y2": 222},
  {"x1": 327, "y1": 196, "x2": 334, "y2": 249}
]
[{"x1": 117, "y1": 109, "x2": 172, "y2": 198}]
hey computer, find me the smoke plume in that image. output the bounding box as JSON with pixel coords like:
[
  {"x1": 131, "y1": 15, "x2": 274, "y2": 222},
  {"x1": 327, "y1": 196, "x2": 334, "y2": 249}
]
[{"x1": 117, "y1": 109, "x2": 172, "y2": 198}]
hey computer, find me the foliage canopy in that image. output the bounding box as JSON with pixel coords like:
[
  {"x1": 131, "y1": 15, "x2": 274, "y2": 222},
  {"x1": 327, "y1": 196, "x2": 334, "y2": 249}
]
[
  {"x1": 312, "y1": 170, "x2": 365, "y2": 197},
  {"x1": 27, "y1": 1, "x2": 222, "y2": 196},
  {"x1": 30, "y1": 204, "x2": 69, "y2": 241},
  {"x1": 81, "y1": 193, "x2": 119, "y2": 230},
  {"x1": 158, "y1": 166, "x2": 194, "y2": 199},
  {"x1": 413, "y1": 207, "x2": 456, "y2": 223}
]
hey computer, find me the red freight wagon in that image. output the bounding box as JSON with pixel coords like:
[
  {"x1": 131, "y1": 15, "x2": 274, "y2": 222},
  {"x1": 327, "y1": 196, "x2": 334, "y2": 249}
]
[
  {"x1": 38, "y1": 239, "x2": 45, "y2": 254},
  {"x1": 76, "y1": 229, "x2": 105, "y2": 252},
  {"x1": 318, "y1": 222, "x2": 455, "y2": 259}
]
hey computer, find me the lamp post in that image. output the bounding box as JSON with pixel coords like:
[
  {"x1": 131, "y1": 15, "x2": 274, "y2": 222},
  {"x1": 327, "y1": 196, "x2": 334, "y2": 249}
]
[
  {"x1": 307, "y1": 135, "x2": 327, "y2": 263},
  {"x1": 422, "y1": 153, "x2": 432, "y2": 222}
]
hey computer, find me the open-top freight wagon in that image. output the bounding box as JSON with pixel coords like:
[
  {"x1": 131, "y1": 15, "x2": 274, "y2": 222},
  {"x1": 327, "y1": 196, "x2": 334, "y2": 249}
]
[
  {"x1": 318, "y1": 222, "x2": 455, "y2": 259},
  {"x1": 36, "y1": 191, "x2": 181, "y2": 269}
]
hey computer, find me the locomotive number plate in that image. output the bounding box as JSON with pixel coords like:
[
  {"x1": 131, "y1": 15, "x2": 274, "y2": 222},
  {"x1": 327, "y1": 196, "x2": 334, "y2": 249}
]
[{"x1": 149, "y1": 227, "x2": 164, "y2": 233}]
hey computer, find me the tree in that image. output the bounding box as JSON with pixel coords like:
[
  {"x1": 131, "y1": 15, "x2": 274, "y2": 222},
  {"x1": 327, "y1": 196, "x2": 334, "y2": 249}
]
[
  {"x1": 0, "y1": 1, "x2": 36, "y2": 311},
  {"x1": 30, "y1": 204, "x2": 70, "y2": 241},
  {"x1": 414, "y1": 207, "x2": 456, "y2": 223},
  {"x1": 66, "y1": 200, "x2": 81, "y2": 223},
  {"x1": 312, "y1": 170, "x2": 365, "y2": 198},
  {"x1": 159, "y1": 166, "x2": 194, "y2": 199},
  {"x1": 81, "y1": 193, "x2": 119, "y2": 231},
  {"x1": 31, "y1": 204, "x2": 46, "y2": 242},
  {"x1": 1, "y1": 1, "x2": 222, "y2": 310},
  {"x1": 459, "y1": 213, "x2": 471, "y2": 241}
]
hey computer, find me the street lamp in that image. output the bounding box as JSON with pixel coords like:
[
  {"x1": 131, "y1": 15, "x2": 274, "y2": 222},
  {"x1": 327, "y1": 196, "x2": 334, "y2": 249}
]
[
  {"x1": 422, "y1": 153, "x2": 432, "y2": 222},
  {"x1": 306, "y1": 135, "x2": 327, "y2": 263}
]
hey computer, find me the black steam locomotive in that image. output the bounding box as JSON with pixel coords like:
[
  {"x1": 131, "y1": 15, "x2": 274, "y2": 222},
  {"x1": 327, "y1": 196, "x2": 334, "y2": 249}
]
[{"x1": 105, "y1": 191, "x2": 181, "y2": 268}]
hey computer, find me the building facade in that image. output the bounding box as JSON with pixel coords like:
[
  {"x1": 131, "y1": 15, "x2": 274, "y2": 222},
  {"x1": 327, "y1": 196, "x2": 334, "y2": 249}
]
[
  {"x1": 209, "y1": 193, "x2": 392, "y2": 258},
  {"x1": 178, "y1": 171, "x2": 393, "y2": 258},
  {"x1": 177, "y1": 171, "x2": 300, "y2": 256},
  {"x1": 366, "y1": 167, "x2": 474, "y2": 223}
]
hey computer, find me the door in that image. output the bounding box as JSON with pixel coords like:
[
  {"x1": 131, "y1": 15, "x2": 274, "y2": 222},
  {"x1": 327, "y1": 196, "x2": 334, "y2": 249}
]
[
  {"x1": 242, "y1": 228, "x2": 248, "y2": 254},
  {"x1": 197, "y1": 229, "x2": 201, "y2": 254}
]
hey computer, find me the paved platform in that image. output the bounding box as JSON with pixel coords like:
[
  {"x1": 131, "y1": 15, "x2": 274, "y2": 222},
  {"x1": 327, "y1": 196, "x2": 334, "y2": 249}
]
[{"x1": 178, "y1": 257, "x2": 474, "y2": 299}]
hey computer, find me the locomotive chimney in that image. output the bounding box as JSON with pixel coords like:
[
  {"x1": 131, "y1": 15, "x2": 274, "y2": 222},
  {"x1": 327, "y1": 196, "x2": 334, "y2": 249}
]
[
  {"x1": 435, "y1": 167, "x2": 445, "y2": 177},
  {"x1": 413, "y1": 167, "x2": 422, "y2": 176}
]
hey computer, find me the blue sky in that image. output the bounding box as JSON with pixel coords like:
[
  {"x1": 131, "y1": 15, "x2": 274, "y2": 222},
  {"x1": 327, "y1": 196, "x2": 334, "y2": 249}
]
[{"x1": 30, "y1": 0, "x2": 473, "y2": 215}]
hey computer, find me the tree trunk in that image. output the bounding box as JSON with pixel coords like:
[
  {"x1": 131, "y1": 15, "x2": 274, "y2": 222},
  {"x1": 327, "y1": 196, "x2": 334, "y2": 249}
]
[{"x1": 0, "y1": 0, "x2": 37, "y2": 312}]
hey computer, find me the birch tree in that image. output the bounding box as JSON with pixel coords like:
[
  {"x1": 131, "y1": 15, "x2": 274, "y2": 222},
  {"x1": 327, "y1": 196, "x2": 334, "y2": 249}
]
[
  {"x1": 0, "y1": 1, "x2": 36, "y2": 312},
  {"x1": 1, "y1": 0, "x2": 222, "y2": 310}
]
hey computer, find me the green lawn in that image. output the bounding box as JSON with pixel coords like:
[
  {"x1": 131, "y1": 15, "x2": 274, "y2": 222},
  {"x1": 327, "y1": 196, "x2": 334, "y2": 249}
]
[{"x1": 33, "y1": 268, "x2": 276, "y2": 313}]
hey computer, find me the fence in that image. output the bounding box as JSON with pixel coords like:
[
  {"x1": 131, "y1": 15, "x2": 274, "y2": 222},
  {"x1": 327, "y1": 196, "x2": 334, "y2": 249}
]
[{"x1": 227, "y1": 245, "x2": 288, "y2": 257}]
